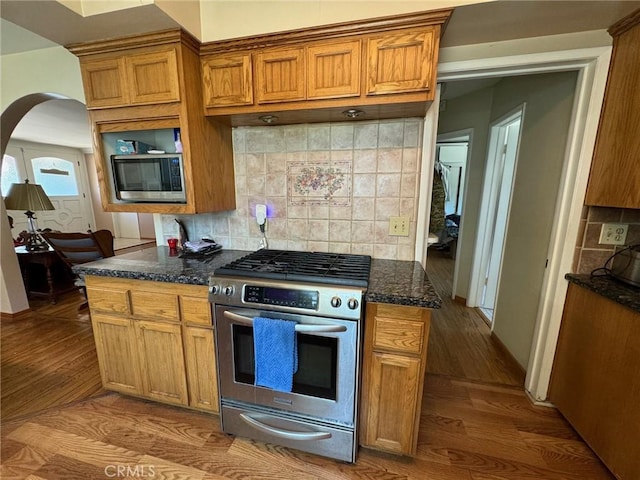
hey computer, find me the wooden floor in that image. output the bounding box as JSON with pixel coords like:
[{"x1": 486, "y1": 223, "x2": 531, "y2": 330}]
[
  {"x1": 0, "y1": 265, "x2": 614, "y2": 479},
  {"x1": 425, "y1": 249, "x2": 526, "y2": 386}
]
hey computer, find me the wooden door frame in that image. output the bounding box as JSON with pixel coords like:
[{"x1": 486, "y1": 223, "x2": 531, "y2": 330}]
[{"x1": 416, "y1": 45, "x2": 612, "y2": 402}]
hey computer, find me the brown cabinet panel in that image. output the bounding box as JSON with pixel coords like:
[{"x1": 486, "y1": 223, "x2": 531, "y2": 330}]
[
  {"x1": 134, "y1": 320, "x2": 189, "y2": 406},
  {"x1": 255, "y1": 47, "x2": 306, "y2": 103},
  {"x1": 366, "y1": 28, "x2": 436, "y2": 95},
  {"x1": 130, "y1": 290, "x2": 180, "y2": 322},
  {"x1": 125, "y1": 49, "x2": 181, "y2": 105},
  {"x1": 550, "y1": 283, "x2": 640, "y2": 479},
  {"x1": 307, "y1": 40, "x2": 361, "y2": 99},
  {"x1": 91, "y1": 314, "x2": 141, "y2": 394},
  {"x1": 585, "y1": 11, "x2": 640, "y2": 208},
  {"x1": 183, "y1": 326, "x2": 218, "y2": 412},
  {"x1": 202, "y1": 53, "x2": 254, "y2": 107},
  {"x1": 363, "y1": 352, "x2": 420, "y2": 453},
  {"x1": 360, "y1": 302, "x2": 431, "y2": 456},
  {"x1": 181, "y1": 295, "x2": 213, "y2": 326},
  {"x1": 86, "y1": 286, "x2": 131, "y2": 315},
  {"x1": 80, "y1": 57, "x2": 127, "y2": 108}
]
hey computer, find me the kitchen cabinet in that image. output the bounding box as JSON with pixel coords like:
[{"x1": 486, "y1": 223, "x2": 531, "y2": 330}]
[
  {"x1": 360, "y1": 302, "x2": 431, "y2": 456},
  {"x1": 584, "y1": 9, "x2": 640, "y2": 208},
  {"x1": 366, "y1": 28, "x2": 436, "y2": 95},
  {"x1": 549, "y1": 283, "x2": 640, "y2": 479},
  {"x1": 68, "y1": 29, "x2": 236, "y2": 214},
  {"x1": 200, "y1": 9, "x2": 451, "y2": 125},
  {"x1": 79, "y1": 47, "x2": 180, "y2": 109},
  {"x1": 85, "y1": 276, "x2": 218, "y2": 413}
]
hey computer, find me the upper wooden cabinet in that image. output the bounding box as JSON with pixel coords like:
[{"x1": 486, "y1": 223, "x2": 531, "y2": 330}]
[
  {"x1": 68, "y1": 30, "x2": 236, "y2": 214},
  {"x1": 367, "y1": 29, "x2": 435, "y2": 95},
  {"x1": 200, "y1": 9, "x2": 451, "y2": 125},
  {"x1": 202, "y1": 53, "x2": 253, "y2": 107},
  {"x1": 585, "y1": 9, "x2": 640, "y2": 208},
  {"x1": 255, "y1": 47, "x2": 306, "y2": 103},
  {"x1": 80, "y1": 47, "x2": 180, "y2": 109}
]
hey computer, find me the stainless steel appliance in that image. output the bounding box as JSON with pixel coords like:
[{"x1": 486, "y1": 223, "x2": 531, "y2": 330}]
[
  {"x1": 209, "y1": 250, "x2": 371, "y2": 463},
  {"x1": 610, "y1": 245, "x2": 640, "y2": 287},
  {"x1": 111, "y1": 153, "x2": 185, "y2": 203}
]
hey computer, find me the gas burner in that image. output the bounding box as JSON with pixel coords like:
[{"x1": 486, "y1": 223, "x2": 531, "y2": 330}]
[{"x1": 214, "y1": 250, "x2": 371, "y2": 287}]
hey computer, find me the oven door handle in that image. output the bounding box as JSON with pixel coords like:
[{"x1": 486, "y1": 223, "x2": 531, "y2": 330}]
[
  {"x1": 239, "y1": 413, "x2": 332, "y2": 441},
  {"x1": 223, "y1": 310, "x2": 347, "y2": 333}
]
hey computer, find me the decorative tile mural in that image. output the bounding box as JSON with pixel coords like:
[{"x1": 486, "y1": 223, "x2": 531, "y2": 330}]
[{"x1": 288, "y1": 160, "x2": 352, "y2": 206}]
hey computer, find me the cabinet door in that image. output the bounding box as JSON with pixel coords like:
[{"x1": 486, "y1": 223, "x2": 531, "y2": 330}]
[
  {"x1": 363, "y1": 352, "x2": 421, "y2": 454},
  {"x1": 183, "y1": 326, "x2": 218, "y2": 412},
  {"x1": 91, "y1": 314, "x2": 141, "y2": 394},
  {"x1": 307, "y1": 40, "x2": 361, "y2": 100},
  {"x1": 134, "y1": 320, "x2": 188, "y2": 406},
  {"x1": 366, "y1": 28, "x2": 436, "y2": 95},
  {"x1": 80, "y1": 57, "x2": 127, "y2": 108},
  {"x1": 125, "y1": 49, "x2": 181, "y2": 105},
  {"x1": 584, "y1": 17, "x2": 640, "y2": 208},
  {"x1": 202, "y1": 53, "x2": 254, "y2": 107},
  {"x1": 255, "y1": 47, "x2": 305, "y2": 103}
]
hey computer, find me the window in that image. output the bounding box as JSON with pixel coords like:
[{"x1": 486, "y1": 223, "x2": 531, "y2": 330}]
[
  {"x1": 1, "y1": 154, "x2": 21, "y2": 197},
  {"x1": 31, "y1": 157, "x2": 78, "y2": 196}
]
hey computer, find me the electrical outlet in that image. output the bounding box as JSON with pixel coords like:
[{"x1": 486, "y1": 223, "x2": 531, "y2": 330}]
[
  {"x1": 255, "y1": 204, "x2": 267, "y2": 226},
  {"x1": 599, "y1": 223, "x2": 628, "y2": 245},
  {"x1": 389, "y1": 216, "x2": 410, "y2": 236}
]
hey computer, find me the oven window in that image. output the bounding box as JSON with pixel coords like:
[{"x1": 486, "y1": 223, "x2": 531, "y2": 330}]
[{"x1": 232, "y1": 325, "x2": 338, "y2": 400}]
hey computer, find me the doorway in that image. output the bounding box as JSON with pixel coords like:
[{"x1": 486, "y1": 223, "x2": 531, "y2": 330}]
[{"x1": 472, "y1": 107, "x2": 524, "y2": 325}]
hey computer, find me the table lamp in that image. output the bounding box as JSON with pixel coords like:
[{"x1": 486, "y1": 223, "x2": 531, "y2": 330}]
[{"x1": 4, "y1": 179, "x2": 55, "y2": 251}]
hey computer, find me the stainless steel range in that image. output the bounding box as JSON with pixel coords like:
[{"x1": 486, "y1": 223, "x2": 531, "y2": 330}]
[{"x1": 209, "y1": 249, "x2": 371, "y2": 463}]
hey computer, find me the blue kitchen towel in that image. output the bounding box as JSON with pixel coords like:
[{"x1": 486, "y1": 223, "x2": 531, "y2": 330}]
[{"x1": 253, "y1": 316, "x2": 298, "y2": 392}]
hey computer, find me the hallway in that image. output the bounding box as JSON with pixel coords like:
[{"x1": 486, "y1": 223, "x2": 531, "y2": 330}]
[{"x1": 425, "y1": 248, "x2": 526, "y2": 386}]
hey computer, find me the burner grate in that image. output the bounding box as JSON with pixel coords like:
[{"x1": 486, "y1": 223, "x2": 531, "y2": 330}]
[{"x1": 215, "y1": 250, "x2": 371, "y2": 287}]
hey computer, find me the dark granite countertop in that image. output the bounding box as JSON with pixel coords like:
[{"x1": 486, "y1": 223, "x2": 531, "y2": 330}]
[
  {"x1": 73, "y1": 247, "x2": 252, "y2": 285},
  {"x1": 565, "y1": 273, "x2": 640, "y2": 313},
  {"x1": 366, "y1": 259, "x2": 442, "y2": 309},
  {"x1": 74, "y1": 248, "x2": 442, "y2": 308}
]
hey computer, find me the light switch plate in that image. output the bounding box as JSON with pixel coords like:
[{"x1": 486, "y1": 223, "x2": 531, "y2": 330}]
[
  {"x1": 599, "y1": 223, "x2": 628, "y2": 245},
  {"x1": 389, "y1": 216, "x2": 410, "y2": 236}
]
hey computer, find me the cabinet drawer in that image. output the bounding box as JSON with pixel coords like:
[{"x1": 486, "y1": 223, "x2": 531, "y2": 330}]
[
  {"x1": 373, "y1": 317, "x2": 424, "y2": 355},
  {"x1": 86, "y1": 287, "x2": 131, "y2": 315},
  {"x1": 130, "y1": 291, "x2": 179, "y2": 321},
  {"x1": 181, "y1": 296, "x2": 212, "y2": 326}
]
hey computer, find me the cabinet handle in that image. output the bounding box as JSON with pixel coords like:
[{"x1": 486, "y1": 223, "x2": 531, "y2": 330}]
[
  {"x1": 239, "y1": 413, "x2": 331, "y2": 441},
  {"x1": 223, "y1": 310, "x2": 346, "y2": 333}
]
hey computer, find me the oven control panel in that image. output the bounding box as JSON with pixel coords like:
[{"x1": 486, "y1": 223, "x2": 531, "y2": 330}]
[
  {"x1": 244, "y1": 285, "x2": 319, "y2": 310},
  {"x1": 209, "y1": 276, "x2": 365, "y2": 320}
]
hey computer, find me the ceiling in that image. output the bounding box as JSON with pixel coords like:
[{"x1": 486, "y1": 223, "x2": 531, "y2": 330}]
[{"x1": 2, "y1": 0, "x2": 639, "y2": 151}]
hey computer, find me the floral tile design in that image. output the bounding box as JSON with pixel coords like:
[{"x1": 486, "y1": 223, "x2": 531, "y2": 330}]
[{"x1": 287, "y1": 159, "x2": 352, "y2": 206}]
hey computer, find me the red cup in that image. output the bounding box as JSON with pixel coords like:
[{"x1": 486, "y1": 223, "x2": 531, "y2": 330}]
[{"x1": 167, "y1": 238, "x2": 178, "y2": 249}]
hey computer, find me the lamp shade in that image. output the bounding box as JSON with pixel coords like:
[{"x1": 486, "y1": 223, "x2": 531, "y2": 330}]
[{"x1": 4, "y1": 179, "x2": 55, "y2": 212}]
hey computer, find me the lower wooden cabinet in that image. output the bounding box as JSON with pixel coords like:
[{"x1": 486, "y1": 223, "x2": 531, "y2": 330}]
[
  {"x1": 86, "y1": 276, "x2": 218, "y2": 413},
  {"x1": 134, "y1": 320, "x2": 188, "y2": 406},
  {"x1": 92, "y1": 313, "x2": 142, "y2": 395},
  {"x1": 550, "y1": 283, "x2": 640, "y2": 479},
  {"x1": 360, "y1": 302, "x2": 431, "y2": 456}
]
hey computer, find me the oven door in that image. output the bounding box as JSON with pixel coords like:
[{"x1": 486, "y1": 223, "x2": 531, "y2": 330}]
[{"x1": 214, "y1": 305, "x2": 359, "y2": 426}]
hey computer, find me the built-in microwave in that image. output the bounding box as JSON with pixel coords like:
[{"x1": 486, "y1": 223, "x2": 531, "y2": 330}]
[{"x1": 111, "y1": 154, "x2": 186, "y2": 203}]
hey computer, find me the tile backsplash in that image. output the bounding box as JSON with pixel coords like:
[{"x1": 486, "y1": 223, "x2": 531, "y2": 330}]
[
  {"x1": 159, "y1": 118, "x2": 424, "y2": 260},
  {"x1": 573, "y1": 206, "x2": 640, "y2": 274}
]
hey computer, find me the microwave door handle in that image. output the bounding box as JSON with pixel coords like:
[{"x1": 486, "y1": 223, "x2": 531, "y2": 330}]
[
  {"x1": 239, "y1": 413, "x2": 332, "y2": 441},
  {"x1": 223, "y1": 310, "x2": 347, "y2": 333}
]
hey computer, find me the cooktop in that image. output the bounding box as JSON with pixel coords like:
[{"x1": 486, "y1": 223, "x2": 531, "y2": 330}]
[{"x1": 213, "y1": 249, "x2": 371, "y2": 287}]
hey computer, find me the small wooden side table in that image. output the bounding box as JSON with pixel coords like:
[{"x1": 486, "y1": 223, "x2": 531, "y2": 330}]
[{"x1": 15, "y1": 246, "x2": 77, "y2": 304}]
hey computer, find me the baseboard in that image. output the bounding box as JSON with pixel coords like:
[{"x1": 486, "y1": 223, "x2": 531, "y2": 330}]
[
  {"x1": 490, "y1": 332, "x2": 527, "y2": 379},
  {"x1": 0, "y1": 307, "x2": 32, "y2": 320},
  {"x1": 453, "y1": 295, "x2": 466, "y2": 305}
]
